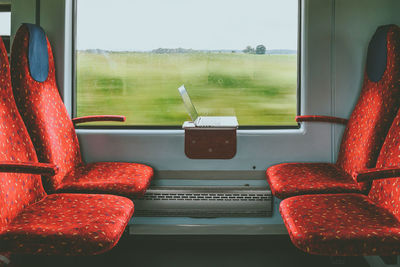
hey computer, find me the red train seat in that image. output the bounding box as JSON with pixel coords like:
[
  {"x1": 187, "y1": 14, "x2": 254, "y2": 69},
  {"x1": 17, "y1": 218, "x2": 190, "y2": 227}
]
[
  {"x1": 267, "y1": 24, "x2": 400, "y2": 199},
  {"x1": 0, "y1": 36, "x2": 133, "y2": 256},
  {"x1": 11, "y1": 24, "x2": 153, "y2": 198},
  {"x1": 280, "y1": 105, "x2": 400, "y2": 256}
]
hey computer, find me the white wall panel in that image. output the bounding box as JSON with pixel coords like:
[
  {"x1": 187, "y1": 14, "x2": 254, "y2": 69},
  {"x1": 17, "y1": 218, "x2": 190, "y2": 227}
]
[{"x1": 11, "y1": 0, "x2": 35, "y2": 39}]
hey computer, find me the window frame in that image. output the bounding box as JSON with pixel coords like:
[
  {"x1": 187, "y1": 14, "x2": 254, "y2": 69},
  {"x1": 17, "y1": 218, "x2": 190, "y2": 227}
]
[{"x1": 71, "y1": 0, "x2": 302, "y2": 130}]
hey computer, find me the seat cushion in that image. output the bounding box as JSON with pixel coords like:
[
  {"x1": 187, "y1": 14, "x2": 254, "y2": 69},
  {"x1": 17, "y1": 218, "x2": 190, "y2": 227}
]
[
  {"x1": 57, "y1": 162, "x2": 153, "y2": 198},
  {"x1": 280, "y1": 193, "x2": 400, "y2": 256},
  {"x1": 266, "y1": 163, "x2": 363, "y2": 199},
  {"x1": 1, "y1": 193, "x2": 134, "y2": 255}
]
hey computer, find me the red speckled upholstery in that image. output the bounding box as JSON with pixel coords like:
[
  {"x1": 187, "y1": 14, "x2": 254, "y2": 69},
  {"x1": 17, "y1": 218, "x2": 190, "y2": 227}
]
[
  {"x1": 267, "y1": 25, "x2": 400, "y2": 199},
  {"x1": 11, "y1": 24, "x2": 153, "y2": 198},
  {"x1": 58, "y1": 162, "x2": 153, "y2": 197},
  {"x1": 280, "y1": 194, "x2": 400, "y2": 256},
  {"x1": 368, "y1": 112, "x2": 400, "y2": 220},
  {"x1": 11, "y1": 25, "x2": 82, "y2": 192},
  {"x1": 267, "y1": 163, "x2": 362, "y2": 199},
  {"x1": 3, "y1": 194, "x2": 133, "y2": 256},
  {"x1": 0, "y1": 36, "x2": 45, "y2": 235},
  {"x1": 0, "y1": 36, "x2": 133, "y2": 255},
  {"x1": 280, "y1": 106, "x2": 400, "y2": 256}
]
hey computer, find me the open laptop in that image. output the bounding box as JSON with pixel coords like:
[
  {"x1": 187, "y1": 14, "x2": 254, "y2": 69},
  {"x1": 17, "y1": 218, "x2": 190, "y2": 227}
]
[{"x1": 178, "y1": 85, "x2": 238, "y2": 127}]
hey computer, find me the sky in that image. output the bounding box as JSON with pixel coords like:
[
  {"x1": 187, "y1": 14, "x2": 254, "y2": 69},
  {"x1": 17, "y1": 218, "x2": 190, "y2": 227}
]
[{"x1": 77, "y1": 0, "x2": 298, "y2": 51}]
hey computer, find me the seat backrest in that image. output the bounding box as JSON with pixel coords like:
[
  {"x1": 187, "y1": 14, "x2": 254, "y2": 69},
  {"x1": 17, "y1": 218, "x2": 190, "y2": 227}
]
[
  {"x1": 369, "y1": 108, "x2": 400, "y2": 221},
  {"x1": 0, "y1": 36, "x2": 46, "y2": 234},
  {"x1": 336, "y1": 25, "x2": 400, "y2": 190},
  {"x1": 11, "y1": 24, "x2": 83, "y2": 192}
]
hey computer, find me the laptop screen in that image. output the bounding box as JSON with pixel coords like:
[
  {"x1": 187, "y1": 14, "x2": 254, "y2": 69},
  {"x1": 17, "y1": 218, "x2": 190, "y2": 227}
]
[{"x1": 178, "y1": 85, "x2": 199, "y2": 121}]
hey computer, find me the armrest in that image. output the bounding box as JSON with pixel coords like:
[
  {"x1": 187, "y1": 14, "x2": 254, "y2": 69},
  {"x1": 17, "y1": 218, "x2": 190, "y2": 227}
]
[
  {"x1": 352, "y1": 167, "x2": 400, "y2": 183},
  {"x1": 0, "y1": 161, "x2": 58, "y2": 176},
  {"x1": 72, "y1": 115, "x2": 126, "y2": 125},
  {"x1": 295, "y1": 115, "x2": 348, "y2": 125}
]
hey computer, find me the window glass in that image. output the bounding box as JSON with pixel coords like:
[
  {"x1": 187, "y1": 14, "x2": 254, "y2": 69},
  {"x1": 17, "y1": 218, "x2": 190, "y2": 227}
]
[
  {"x1": 0, "y1": 11, "x2": 10, "y2": 36},
  {"x1": 76, "y1": 0, "x2": 298, "y2": 126}
]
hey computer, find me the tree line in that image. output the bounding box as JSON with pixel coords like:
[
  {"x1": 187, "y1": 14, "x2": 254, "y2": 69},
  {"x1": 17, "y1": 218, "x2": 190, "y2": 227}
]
[{"x1": 243, "y1": 45, "x2": 266, "y2": 54}]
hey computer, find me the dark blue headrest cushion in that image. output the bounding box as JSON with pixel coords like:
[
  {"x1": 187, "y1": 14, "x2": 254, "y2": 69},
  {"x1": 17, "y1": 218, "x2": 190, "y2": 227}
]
[
  {"x1": 366, "y1": 25, "x2": 391, "y2": 82},
  {"x1": 24, "y1": 23, "x2": 49, "y2": 82}
]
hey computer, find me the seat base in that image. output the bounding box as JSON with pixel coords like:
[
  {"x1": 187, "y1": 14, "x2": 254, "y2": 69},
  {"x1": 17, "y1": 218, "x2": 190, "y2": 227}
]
[
  {"x1": 57, "y1": 162, "x2": 153, "y2": 198},
  {"x1": 2, "y1": 193, "x2": 134, "y2": 256},
  {"x1": 280, "y1": 193, "x2": 400, "y2": 256},
  {"x1": 266, "y1": 163, "x2": 364, "y2": 199}
]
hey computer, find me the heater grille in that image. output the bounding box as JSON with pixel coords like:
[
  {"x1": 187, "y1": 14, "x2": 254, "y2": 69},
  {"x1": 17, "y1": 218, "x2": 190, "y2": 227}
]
[
  {"x1": 140, "y1": 192, "x2": 269, "y2": 202},
  {"x1": 134, "y1": 187, "x2": 272, "y2": 218}
]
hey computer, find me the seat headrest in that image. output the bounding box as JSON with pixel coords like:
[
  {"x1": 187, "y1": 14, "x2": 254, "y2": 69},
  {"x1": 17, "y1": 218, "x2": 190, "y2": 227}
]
[
  {"x1": 24, "y1": 23, "x2": 49, "y2": 82},
  {"x1": 366, "y1": 25, "x2": 393, "y2": 82}
]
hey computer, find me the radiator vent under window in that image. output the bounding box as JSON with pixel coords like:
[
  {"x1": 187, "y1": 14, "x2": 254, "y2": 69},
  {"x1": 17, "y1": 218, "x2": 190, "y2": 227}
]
[{"x1": 134, "y1": 187, "x2": 272, "y2": 218}]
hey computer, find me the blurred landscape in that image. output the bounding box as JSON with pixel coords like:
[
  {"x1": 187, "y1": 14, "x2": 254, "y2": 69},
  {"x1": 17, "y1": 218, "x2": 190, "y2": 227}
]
[{"x1": 76, "y1": 50, "x2": 298, "y2": 126}]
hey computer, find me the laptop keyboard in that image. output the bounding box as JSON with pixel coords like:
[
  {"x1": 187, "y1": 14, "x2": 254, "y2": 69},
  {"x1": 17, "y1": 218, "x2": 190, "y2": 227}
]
[{"x1": 197, "y1": 117, "x2": 223, "y2": 127}]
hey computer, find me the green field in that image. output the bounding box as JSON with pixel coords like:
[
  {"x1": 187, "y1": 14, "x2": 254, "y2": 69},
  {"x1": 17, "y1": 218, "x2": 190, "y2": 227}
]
[{"x1": 76, "y1": 52, "x2": 297, "y2": 126}]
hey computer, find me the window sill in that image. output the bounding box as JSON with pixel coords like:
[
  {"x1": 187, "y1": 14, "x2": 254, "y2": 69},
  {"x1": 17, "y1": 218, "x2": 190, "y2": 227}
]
[{"x1": 75, "y1": 126, "x2": 305, "y2": 136}]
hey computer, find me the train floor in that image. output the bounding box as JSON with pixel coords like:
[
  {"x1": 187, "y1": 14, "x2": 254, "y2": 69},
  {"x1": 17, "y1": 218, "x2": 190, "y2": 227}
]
[{"x1": 11, "y1": 235, "x2": 369, "y2": 267}]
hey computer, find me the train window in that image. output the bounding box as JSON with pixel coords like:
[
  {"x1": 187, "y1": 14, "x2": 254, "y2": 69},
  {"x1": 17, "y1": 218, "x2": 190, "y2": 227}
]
[
  {"x1": 0, "y1": 5, "x2": 11, "y2": 54},
  {"x1": 0, "y1": 12, "x2": 10, "y2": 35},
  {"x1": 74, "y1": 0, "x2": 299, "y2": 127}
]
